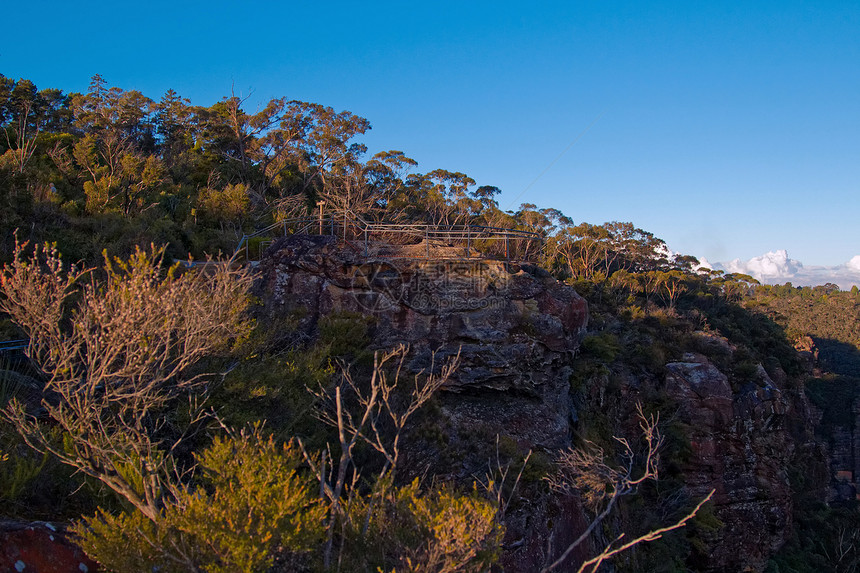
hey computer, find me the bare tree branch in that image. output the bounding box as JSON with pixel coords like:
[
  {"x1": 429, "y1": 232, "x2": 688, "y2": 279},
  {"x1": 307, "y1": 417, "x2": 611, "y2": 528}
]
[
  {"x1": 310, "y1": 344, "x2": 460, "y2": 568},
  {"x1": 542, "y1": 403, "x2": 712, "y2": 573},
  {"x1": 1, "y1": 239, "x2": 253, "y2": 522}
]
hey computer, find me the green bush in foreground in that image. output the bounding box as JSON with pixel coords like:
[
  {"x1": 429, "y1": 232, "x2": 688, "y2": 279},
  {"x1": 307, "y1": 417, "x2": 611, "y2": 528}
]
[
  {"x1": 73, "y1": 428, "x2": 326, "y2": 573},
  {"x1": 344, "y1": 478, "x2": 502, "y2": 573}
]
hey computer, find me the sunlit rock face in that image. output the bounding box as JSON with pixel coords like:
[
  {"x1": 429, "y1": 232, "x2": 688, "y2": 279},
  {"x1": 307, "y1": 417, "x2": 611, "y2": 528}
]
[
  {"x1": 255, "y1": 235, "x2": 826, "y2": 572},
  {"x1": 257, "y1": 234, "x2": 590, "y2": 571},
  {"x1": 257, "y1": 234, "x2": 588, "y2": 454}
]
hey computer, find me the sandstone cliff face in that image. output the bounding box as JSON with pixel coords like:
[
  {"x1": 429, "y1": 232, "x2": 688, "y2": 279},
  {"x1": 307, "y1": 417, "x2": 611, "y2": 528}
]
[
  {"x1": 809, "y1": 391, "x2": 860, "y2": 504},
  {"x1": 665, "y1": 354, "x2": 790, "y2": 571},
  {"x1": 664, "y1": 348, "x2": 826, "y2": 572},
  {"x1": 257, "y1": 235, "x2": 591, "y2": 570},
  {"x1": 255, "y1": 236, "x2": 825, "y2": 572},
  {"x1": 257, "y1": 235, "x2": 588, "y2": 457}
]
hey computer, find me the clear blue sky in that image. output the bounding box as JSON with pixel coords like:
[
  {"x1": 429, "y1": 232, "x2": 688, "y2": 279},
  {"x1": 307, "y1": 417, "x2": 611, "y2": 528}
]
[{"x1": 3, "y1": 0, "x2": 859, "y2": 266}]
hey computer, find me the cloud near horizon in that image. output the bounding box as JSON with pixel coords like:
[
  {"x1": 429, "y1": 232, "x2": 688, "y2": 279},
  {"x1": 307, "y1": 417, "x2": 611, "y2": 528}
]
[{"x1": 697, "y1": 250, "x2": 860, "y2": 290}]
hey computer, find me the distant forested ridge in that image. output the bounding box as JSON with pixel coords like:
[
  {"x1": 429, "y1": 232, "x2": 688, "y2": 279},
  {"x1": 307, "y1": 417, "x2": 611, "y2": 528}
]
[{"x1": 746, "y1": 284, "x2": 860, "y2": 360}]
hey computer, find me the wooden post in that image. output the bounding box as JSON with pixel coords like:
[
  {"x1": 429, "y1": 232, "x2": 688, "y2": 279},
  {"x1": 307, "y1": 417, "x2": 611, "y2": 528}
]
[
  {"x1": 505, "y1": 235, "x2": 509, "y2": 260},
  {"x1": 466, "y1": 225, "x2": 471, "y2": 257},
  {"x1": 317, "y1": 200, "x2": 325, "y2": 235}
]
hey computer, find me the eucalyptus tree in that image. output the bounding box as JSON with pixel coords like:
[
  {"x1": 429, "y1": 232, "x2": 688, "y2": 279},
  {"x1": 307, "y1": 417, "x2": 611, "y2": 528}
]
[
  {"x1": 1, "y1": 78, "x2": 42, "y2": 176},
  {"x1": 70, "y1": 75, "x2": 155, "y2": 145},
  {"x1": 61, "y1": 75, "x2": 171, "y2": 216},
  {"x1": 361, "y1": 150, "x2": 418, "y2": 216},
  {"x1": 196, "y1": 96, "x2": 371, "y2": 219},
  {"x1": 293, "y1": 103, "x2": 371, "y2": 202},
  {"x1": 604, "y1": 221, "x2": 668, "y2": 272},
  {"x1": 549, "y1": 222, "x2": 617, "y2": 280},
  {"x1": 0, "y1": 76, "x2": 74, "y2": 202},
  {"x1": 152, "y1": 89, "x2": 200, "y2": 178}
]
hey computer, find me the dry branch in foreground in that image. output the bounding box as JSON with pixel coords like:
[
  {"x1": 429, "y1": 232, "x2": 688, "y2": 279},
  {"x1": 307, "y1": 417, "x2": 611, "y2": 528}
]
[
  {"x1": 542, "y1": 403, "x2": 715, "y2": 572},
  {"x1": 0, "y1": 240, "x2": 252, "y2": 522}
]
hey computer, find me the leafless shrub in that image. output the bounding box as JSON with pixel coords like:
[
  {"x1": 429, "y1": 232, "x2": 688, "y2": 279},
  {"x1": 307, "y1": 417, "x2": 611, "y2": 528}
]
[
  {"x1": 303, "y1": 345, "x2": 463, "y2": 569},
  {"x1": 0, "y1": 239, "x2": 253, "y2": 522},
  {"x1": 543, "y1": 403, "x2": 714, "y2": 573}
]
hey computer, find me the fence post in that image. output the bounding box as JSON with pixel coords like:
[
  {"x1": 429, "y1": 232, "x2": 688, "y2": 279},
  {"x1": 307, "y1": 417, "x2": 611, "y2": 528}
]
[
  {"x1": 425, "y1": 226, "x2": 430, "y2": 259},
  {"x1": 467, "y1": 225, "x2": 471, "y2": 257},
  {"x1": 505, "y1": 235, "x2": 509, "y2": 260},
  {"x1": 364, "y1": 225, "x2": 368, "y2": 257}
]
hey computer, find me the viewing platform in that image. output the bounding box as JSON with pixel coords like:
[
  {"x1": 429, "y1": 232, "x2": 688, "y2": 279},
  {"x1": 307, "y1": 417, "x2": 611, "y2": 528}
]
[{"x1": 235, "y1": 210, "x2": 544, "y2": 264}]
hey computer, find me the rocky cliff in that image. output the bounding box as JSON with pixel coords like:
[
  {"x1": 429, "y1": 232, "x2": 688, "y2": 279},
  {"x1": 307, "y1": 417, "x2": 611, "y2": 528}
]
[
  {"x1": 255, "y1": 235, "x2": 826, "y2": 572},
  {"x1": 257, "y1": 235, "x2": 588, "y2": 456},
  {"x1": 664, "y1": 351, "x2": 824, "y2": 571}
]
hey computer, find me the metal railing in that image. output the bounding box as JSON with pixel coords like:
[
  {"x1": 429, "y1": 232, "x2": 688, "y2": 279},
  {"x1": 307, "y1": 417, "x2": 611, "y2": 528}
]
[
  {"x1": 0, "y1": 339, "x2": 28, "y2": 353},
  {"x1": 236, "y1": 210, "x2": 544, "y2": 263}
]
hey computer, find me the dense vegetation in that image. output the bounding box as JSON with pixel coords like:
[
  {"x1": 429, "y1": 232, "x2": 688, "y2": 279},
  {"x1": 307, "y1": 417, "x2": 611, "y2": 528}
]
[
  {"x1": 0, "y1": 73, "x2": 700, "y2": 273},
  {"x1": 1, "y1": 72, "x2": 859, "y2": 572}
]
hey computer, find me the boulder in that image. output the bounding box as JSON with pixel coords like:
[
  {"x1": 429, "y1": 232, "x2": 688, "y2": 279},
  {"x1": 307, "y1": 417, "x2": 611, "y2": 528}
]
[{"x1": 0, "y1": 521, "x2": 97, "y2": 573}]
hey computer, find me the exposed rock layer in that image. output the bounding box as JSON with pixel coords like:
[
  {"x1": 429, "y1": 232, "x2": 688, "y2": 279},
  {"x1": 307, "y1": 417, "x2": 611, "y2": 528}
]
[
  {"x1": 256, "y1": 236, "x2": 826, "y2": 572},
  {"x1": 660, "y1": 329, "x2": 829, "y2": 572},
  {"x1": 257, "y1": 236, "x2": 591, "y2": 570},
  {"x1": 257, "y1": 235, "x2": 588, "y2": 455}
]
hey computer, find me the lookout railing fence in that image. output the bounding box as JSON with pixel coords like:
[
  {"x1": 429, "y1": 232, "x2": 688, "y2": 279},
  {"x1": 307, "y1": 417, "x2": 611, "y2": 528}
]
[{"x1": 235, "y1": 210, "x2": 544, "y2": 263}]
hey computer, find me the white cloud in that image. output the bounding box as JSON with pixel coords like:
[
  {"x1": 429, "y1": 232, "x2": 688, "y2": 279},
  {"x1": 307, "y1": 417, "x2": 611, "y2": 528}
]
[
  {"x1": 723, "y1": 250, "x2": 802, "y2": 280},
  {"x1": 703, "y1": 250, "x2": 860, "y2": 290},
  {"x1": 694, "y1": 256, "x2": 715, "y2": 272}
]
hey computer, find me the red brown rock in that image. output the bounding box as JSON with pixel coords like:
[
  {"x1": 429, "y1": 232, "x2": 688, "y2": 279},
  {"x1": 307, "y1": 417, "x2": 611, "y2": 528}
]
[
  {"x1": 0, "y1": 521, "x2": 97, "y2": 573},
  {"x1": 257, "y1": 235, "x2": 591, "y2": 570},
  {"x1": 664, "y1": 353, "x2": 812, "y2": 572},
  {"x1": 257, "y1": 235, "x2": 588, "y2": 453},
  {"x1": 255, "y1": 235, "x2": 827, "y2": 572}
]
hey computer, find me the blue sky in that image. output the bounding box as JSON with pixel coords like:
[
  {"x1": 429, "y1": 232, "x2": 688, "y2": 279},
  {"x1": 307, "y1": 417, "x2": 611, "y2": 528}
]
[{"x1": 3, "y1": 1, "x2": 859, "y2": 272}]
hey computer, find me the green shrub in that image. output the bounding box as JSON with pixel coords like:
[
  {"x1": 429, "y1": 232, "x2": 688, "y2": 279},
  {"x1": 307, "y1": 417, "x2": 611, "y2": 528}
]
[
  {"x1": 344, "y1": 478, "x2": 502, "y2": 572},
  {"x1": 581, "y1": 332, "x2": 621, "y2": 363},
  {"x1": 213, "y1": 347, "x2": 335, "y2": 441},
  {"x1": 74, "y1": 428, "x2": 325, "y2": 573},
  {"x1": 317, "y1": 311, "x2": 375, "y2": 359},
  {"x1": 0, "y1": 420, "x2": 101, "y2": 519},
  {"x1": 569, "y1": 278, "x2": 596, "y2": 298},
  {"x1": 0, "y1": 429, "x2": 48, "y2": 505}
]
